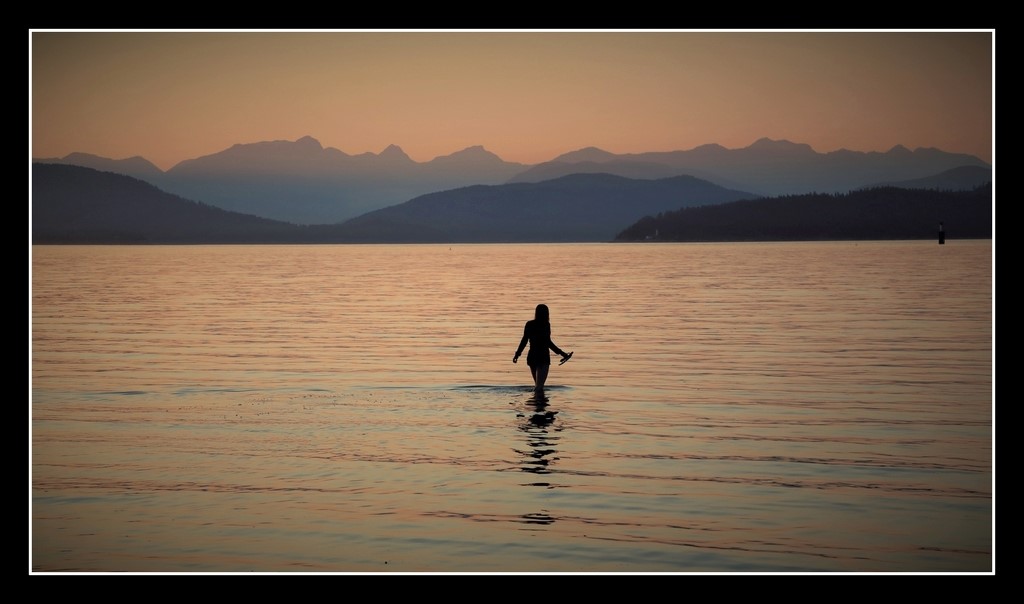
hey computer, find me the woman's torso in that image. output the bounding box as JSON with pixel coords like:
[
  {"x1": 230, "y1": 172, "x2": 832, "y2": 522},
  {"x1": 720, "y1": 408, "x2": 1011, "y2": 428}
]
[{"x1": 525, "y1": 320, "x2": 552, "y2": 364}]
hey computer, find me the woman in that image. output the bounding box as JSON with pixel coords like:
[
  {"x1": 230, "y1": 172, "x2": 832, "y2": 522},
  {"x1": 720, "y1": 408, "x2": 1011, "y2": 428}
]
[{"x1": 513, "y1": 304, "x2": 571, "y2": 392}]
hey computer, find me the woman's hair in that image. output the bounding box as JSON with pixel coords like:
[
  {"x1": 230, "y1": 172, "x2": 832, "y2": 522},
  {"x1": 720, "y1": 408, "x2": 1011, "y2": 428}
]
[{"x1": 534, "y1": 304, "x2": 550, "y2": 322}]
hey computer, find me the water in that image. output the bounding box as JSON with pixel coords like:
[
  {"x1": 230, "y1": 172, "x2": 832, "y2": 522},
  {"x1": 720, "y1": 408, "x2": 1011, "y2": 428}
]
[{"x1": 30, "y1": 241, "x2": 993, "y2": 573}]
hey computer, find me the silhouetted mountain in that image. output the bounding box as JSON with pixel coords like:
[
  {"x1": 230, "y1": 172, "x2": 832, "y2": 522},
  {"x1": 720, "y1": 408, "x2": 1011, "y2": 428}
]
[
  {"x1": 862, "y1": 165, "x2": 992, "y2": 191},
  {"x1": 510, "y1": 138, "x2": 990, "y2": 197},
  {"x1": 151, "y1": 136, "x2": 527, "y2": 224},
  {"x1": 32, "y1": 163, "x2": 303, "y2": 243},
  {"x1": 426, "y1": 145, "x2": 509, "y2": 170},
  {"x1": 508, "y1": 160, "x2": 693, "y2": 183},
  {"x1": 33, "y1": 163, "x2": 991, "y2": 245},
  {"x1": 34, "y1": 152, "x2": 164, "y2": 182},
  {"x1": 745, "y1": 137, "x2": 818, "y2": 156},
  {"x1": 614, "y1": 184, "x2": 992, "y2": 242},
  {"x1": 35, "y1": 136, "x2": 991, "y2": 228},
  {"x1": 32, "y1": 164, "x2": 755, "y2": 244},
  {"x1": 551, "y1": 146, "x2": 620, "y2": 163},
  {"x1": 330, "y1": 173, "x2": 759, "y2": 243},
  {"x1": 376, "y1": 143, "x2": 415, "y2": 164}
]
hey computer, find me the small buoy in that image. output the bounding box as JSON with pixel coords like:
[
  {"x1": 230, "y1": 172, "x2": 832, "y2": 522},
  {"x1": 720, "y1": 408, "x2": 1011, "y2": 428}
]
[{"x1": 938, "y1": 221, "x2": 945, "y2": 245}]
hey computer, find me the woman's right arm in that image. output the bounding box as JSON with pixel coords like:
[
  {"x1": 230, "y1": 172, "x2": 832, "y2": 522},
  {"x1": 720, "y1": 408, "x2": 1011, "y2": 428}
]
[{"x1": 513, "y1": 323, "x2": 529, "y2": 362}]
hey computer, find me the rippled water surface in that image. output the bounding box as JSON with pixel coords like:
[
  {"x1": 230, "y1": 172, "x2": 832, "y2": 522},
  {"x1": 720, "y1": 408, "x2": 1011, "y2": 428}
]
[{"x1": 31, "y1": 241, "x2": 993, "y2": 573}]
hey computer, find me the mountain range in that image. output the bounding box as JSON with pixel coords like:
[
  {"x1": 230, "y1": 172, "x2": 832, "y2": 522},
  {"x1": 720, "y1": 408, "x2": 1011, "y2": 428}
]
[
  {"x1": 861, "y1": 165, "x2": 992, "y2": 191},
  {"x1": 510, "y1": 138, "x2": 989, "y2": 195},
  {"x1": 615, "y1": 184, "x2": 992, "y2": 242},
  {"x1": 31, "y1": 162, "x2": 992, "y2": 245},
  {"x1": 328, "y1": 173, "x2": 758, "y2": 243},
  {"x1": 34, "y1": 135, "x2": 991, "y2": 225},
  {"x1": 36, "y1": 136, "x2": 527, "y2": 225},
  {"x1": 31, "y1": 164, "x2": 758, "y2": 243},
  {"x1": 31, "y1": 163, "x2": 301, "y2": 243}
]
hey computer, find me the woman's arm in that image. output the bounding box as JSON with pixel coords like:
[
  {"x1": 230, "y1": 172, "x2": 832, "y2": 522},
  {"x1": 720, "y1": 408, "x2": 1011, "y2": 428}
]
[
  {"x1": 513, "y1": 323, "x2": 530, "y2": 362},
  {"x1": 548, "y1": 339, "x2": 566, "y2": 357}
]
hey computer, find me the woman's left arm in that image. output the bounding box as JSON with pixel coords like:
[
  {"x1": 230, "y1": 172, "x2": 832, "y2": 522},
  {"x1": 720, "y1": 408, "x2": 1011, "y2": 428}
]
[{"x1": 549, "y1": 340, "x2": 566, "y2": 357}]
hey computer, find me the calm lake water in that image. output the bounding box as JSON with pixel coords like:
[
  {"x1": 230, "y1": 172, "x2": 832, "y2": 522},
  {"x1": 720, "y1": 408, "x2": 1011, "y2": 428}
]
[{"x1": 30, "y1": 241, "x2": 993, "y2": 574}]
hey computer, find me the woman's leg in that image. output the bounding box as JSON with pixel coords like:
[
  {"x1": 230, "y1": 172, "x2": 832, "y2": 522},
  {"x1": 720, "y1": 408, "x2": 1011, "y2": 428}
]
[
  {"x1": 529, "y1": 364, "x2": 538, "y2": 388},
  {"x1": 534, "y1": 364, "x2": 550, "y2": 391}
]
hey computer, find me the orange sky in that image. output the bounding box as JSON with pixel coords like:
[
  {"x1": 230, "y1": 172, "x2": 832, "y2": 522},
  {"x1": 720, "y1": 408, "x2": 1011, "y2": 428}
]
[{"x1": 30, "y1": 30, "x2": 993, "y2": 171}]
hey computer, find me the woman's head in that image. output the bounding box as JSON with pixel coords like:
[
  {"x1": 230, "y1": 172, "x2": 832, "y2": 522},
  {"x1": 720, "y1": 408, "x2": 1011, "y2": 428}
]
[{"x1": 534, "y1": 304, "x2": 549, "y2": 322}]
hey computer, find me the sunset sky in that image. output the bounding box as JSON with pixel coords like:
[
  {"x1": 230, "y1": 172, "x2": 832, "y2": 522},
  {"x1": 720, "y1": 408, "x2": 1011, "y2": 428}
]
[{"x1": 30, "y1": 30, "x2": 993, "y2": 171}]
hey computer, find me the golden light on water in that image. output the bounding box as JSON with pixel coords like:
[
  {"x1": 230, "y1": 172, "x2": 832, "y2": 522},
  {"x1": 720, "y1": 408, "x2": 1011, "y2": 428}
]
[{"x1": 32, "y1": 242, "x2": 992, "y2": 572}]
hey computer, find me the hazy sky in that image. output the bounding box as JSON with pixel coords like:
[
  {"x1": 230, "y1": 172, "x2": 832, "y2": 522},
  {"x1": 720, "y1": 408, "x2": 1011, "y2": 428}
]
[{"x1": 30, "y1": 30, "x2": 993, "y2": 171}]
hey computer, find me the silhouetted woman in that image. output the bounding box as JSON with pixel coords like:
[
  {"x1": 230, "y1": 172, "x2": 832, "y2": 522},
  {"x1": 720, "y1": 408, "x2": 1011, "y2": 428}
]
[{"x1": 514, "y1": 304, "x2": 571, "y2": 393}]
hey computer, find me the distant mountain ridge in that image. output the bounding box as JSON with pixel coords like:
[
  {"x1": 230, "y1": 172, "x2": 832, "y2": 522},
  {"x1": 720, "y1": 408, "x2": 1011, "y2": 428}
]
[
  {"x1": 33, "y1": 151, "x2": 165, "y2": 182},
  {"x1": 155, "y1": 136, "x2": 530, "y2": 224},
  {"x1": 32, "y1": 163, "x2": 991, "y2": 245},
  {"x1": 34, "y1": 135, "x2": 991, "y2": 226},
  {"x1": 31, "y1": 164, "x2": 758, "y2": 243},
  {"x1": 37, "y1": 136, "x2": 529, "y2": 225},
  {"x1": 32, "y1": 163, "x2": 302, "y2": 243},
  {"x1": 615, "y1": 184, "x2": 992, "y2": 242},
  {"x1": 330, "y1": 172, "x2": 760, "y2": 243},
  {"x1": 512, "y1": 137, "x2": 989, "y2": 198},
  {"x1": 861, "y1": 165, "x2": 992, "y2": 191}
]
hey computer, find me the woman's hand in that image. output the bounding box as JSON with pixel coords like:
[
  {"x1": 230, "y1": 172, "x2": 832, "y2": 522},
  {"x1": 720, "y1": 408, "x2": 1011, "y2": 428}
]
[{"x1": 513, "y1": 354, "x2": 519, "y2": 364}]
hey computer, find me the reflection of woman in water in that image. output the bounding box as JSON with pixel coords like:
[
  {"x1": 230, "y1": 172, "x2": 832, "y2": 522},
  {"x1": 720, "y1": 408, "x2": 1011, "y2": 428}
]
[{"x1": 513, "y1": 304, "x2": 571, "y2": 393}]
